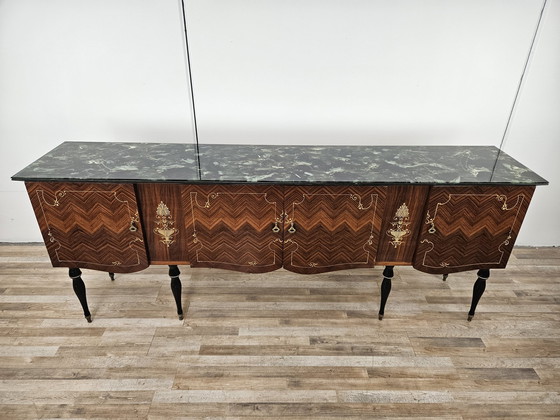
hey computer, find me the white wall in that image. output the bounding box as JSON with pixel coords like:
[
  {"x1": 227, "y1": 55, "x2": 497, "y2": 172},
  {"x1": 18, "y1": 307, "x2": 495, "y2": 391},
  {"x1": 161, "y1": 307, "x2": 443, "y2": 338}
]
[
  {"x1": 501, "y1": 0, "x2": 560, "y2": 246},
  {"x1": 185, "y1": 0, "x2": 541, "y2": 146},
  {"x1": 0, "y1": 0, "x2": 195, "y2": 241},
  {"x1": 1, "y1": 0, "x2": 558, "y2": 245}
]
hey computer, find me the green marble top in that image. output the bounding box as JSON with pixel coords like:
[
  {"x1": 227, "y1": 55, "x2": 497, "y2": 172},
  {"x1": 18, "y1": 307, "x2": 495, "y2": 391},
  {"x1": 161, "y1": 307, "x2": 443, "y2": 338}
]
[{"x1": 12, "y1": 142, "x2": 548, "y2": 185}]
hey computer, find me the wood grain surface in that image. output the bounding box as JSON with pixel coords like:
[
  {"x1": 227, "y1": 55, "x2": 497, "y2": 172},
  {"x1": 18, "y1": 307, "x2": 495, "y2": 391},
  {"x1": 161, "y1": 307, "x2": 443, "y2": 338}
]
[
  {"x1": 283, "y1": 186, "x2": 386, "y2": 274},
  {"x1": 1, "y1": 244, "x2": 559, "y2": 418},
  {"x1": 376, "y1": 185, "x2": 429, "y2": 265},
  {"x1": 183, "y1": 184, "x2": 284, "y2": 273},
  {"x1": 413, "y1": 186, "x2": 535, "y2": 274},
  {"x1": 136, "y1": 183, "x2": 188, "y2": 264},
  {"x1": 25, "y1": 182, "x2": 148, "y2": 273}
]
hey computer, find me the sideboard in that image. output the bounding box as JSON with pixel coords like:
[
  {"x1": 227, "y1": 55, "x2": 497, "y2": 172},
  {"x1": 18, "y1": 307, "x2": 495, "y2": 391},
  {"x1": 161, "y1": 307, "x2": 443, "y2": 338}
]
[{"x1": 12, "y1": 142, "x2": 548, "y2": 322}]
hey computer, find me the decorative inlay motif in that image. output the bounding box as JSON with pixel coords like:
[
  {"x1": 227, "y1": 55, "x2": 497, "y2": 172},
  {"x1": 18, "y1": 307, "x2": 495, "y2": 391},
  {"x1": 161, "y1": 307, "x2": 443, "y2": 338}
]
[
  {"x1": 350, "y1": 194, "x2": 366, "y2": 209},
  {"x1": 496, "y1": 194, "x2": 519, "y2": 211},
  {"x1": 52, "y1": 191, "x2": 66, "y2": 206},
  {"x1": 154, "y1": 201, "x2": 178, "y2": 247},
  {"x1": 203, "y1": 193, "x2": 219, "y2": 208},
  {"x1": 387, "y1": 203, "x2": 411, "y2": 248}
]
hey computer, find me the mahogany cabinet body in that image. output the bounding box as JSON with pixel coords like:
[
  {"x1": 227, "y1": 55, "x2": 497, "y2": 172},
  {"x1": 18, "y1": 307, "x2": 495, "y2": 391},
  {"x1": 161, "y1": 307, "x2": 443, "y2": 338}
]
[{"x1": 25, "y1": 181, "x2": 535, "y2": 276}]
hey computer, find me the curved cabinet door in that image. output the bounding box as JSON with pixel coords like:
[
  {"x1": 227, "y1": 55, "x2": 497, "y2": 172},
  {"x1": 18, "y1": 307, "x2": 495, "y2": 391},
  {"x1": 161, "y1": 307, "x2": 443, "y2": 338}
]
[
  {"x1": 413, "y1": 185, "x2": 535, "y2": 274},
  {"x1": 26, "y1": 182, "x2": 149, "y2": 273},
  {"x1": 283, "y1": 186, "x2": 387, "y2": 274},
  {"x1": 183, "y1": 184, "x2": 284, "y2": 273}
]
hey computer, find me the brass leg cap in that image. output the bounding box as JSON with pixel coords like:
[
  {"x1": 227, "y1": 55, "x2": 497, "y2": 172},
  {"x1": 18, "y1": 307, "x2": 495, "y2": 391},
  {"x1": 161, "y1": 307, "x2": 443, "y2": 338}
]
[
  {"x1": 467, "y1": 315, "x2": 474, "y2": 322},
  {"x1": 85, "y1": 315, "x2": 92, "y2": 323},
  {"x1": 178, "y1": 313, "x2": 184, "y2": 321},
  {"x1": 378, "y1": 314, "x2": 384, "y2": 321}
]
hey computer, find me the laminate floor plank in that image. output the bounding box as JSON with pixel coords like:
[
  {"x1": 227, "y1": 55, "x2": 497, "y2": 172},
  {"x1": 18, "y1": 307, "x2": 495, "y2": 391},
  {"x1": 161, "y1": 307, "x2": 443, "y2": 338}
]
[{"x1": 1, "y1": 244, "x2": 559, "y2": 419}]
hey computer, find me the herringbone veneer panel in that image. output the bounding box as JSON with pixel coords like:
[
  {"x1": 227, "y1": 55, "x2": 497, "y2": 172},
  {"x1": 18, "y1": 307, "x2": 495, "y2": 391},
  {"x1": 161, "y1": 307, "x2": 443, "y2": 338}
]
[
  {"x1": 283, "y1": 186, "x2": 387, "y2": 274},
  {"x1": 26, "y1": 182, "x2": 148, "y2": 273},
  {"x1": 413, "y1": 185, "x2": 535, "y2": 274},
  {"x1": 183, "y1": 185, "x2": 284, "y2": 273}
]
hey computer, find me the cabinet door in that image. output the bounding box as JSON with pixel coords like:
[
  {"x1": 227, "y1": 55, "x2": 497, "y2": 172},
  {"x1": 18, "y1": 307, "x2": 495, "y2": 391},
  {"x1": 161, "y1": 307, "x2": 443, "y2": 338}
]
[
  {"x1": 283, "y1": 186, "x2": 387, "y2": 274},
  {"x1": 26, "y1": 182, "x2": 149, "y2": 273},
  {"x1": 183, "y1": 184, "x2": 284, "y2": 273},
  {"x1": 137, "y1": 183, "x2": 188, "y2": 265},
  {"x1": 413, "y1": 185, "x2": 535, "y2": 274}
]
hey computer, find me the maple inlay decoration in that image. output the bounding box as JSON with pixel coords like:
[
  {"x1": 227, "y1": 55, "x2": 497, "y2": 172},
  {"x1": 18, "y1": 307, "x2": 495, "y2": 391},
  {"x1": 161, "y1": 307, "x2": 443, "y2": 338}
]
[
  {"x1": 154, "y1": 201, "x2": 178, "y2": 247},
  {"x1": 387, "y1": 202, "x2": 411, "y2": 248}
]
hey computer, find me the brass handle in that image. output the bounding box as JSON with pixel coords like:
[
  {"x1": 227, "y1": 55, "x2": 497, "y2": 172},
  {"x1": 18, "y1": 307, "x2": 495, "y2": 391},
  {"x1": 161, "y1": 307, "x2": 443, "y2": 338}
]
[
  {"x1": 129, "y1": 221, "x2": 137, "y2": 232},
  {"x1": 272, "y1": 223, "x2": 280, "y2": 233},
  {"x1": 288, "y1": 222, "x2": 296, "y2": 233}
]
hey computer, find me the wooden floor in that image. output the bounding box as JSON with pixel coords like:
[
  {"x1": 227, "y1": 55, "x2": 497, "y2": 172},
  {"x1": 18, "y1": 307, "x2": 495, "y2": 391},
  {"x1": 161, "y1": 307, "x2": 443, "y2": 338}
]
[{"x1": 0, "y1": 244, "x2": 559, "y2": 419}]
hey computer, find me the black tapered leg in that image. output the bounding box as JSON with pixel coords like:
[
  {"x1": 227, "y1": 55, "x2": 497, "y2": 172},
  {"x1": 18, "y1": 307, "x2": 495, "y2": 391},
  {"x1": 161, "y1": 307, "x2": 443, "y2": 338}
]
[
  {"x1": 109, "y1": 272, "x2": 115, "y2": 281},
  {"x1": 468, "y1": 269, "x2": 489, "y2": 322},
  {"x1": 69, "y1": 268, "x2": 92, "y2": 323},
  {"x1": 169, "y1": 265, "x2": 184, "y2": 320},
  {"x1": 378, "y1": 266, "x2": 394, "y2": 320}
]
